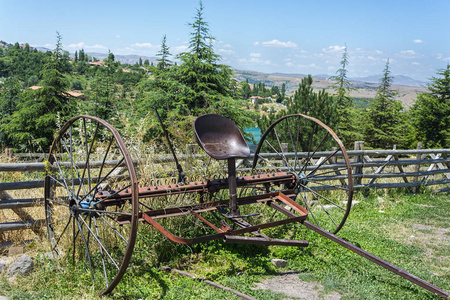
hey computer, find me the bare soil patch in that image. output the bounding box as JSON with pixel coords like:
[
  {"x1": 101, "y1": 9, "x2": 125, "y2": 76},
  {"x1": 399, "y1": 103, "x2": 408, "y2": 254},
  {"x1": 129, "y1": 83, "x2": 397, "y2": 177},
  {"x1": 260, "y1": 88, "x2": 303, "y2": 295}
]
[{"x1": 254, "y1": 272, "x2": 342, "y2": 300}]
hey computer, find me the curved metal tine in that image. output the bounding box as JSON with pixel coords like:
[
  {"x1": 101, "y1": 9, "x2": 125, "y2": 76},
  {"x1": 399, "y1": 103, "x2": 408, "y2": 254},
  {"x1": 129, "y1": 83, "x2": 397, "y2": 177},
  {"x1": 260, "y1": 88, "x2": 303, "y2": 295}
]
[
  {"x1": 78, "y1": 214, "x2": 120, "y2": 271},
  {"x1": 298, "y1": 183, "x2": 346, "y2": 210},
  {"x1": 75, "y1": 216, "x2": 94, "y2": 281},
  {"x1": 51, "y1": 215, "x2": 72, "y2": 252},
  {"x1": 93, "y1": 135, "x2": 115, "y2": 198},
  {"x1": 93, "y1": 215, "x2": 109, "y2": 288},
  {"x1": 80, "y1": 158, "x2": 125, "y2": 203},
  {"x1": 305, "y1": 178, "x2": 350, "y2": 192},
  {"x1": 307, "y1": 148, "x2": 340, "y2": 178},
  {"x1": 273, "y1": 127, "x2": 293, "y2": 171},
  {"x1": 96, "y1": 212, "x2": 128, "y2": 243}
]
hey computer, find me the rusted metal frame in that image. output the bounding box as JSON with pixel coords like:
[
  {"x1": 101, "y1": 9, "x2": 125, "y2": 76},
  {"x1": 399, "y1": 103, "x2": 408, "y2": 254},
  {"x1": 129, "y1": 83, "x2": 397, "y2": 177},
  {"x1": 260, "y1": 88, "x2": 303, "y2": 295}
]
[
  {"x1": 99, "y1": 172, "x2": 295, "y2": 203},
  {"x1": 141, "y1": 196, "x2": 307, "y2": 245},
  {"x1": 302, "y1": 220, "x2": 450, "y2": 299},
  {"x1": 138, "y1": 173, "x2": 294, "y2": 197},
  {"x1": 274, "y1": 192, "x2": 308, "y2": 216},
  {"x1": 142, "y1": 212, "x2": 306, "y2": 245},
  {"x1": 128, "y1": 191, "x2": 297, "y2": 222},
  {"x1": 190, "y1": 210, "x2": 224, "y2": 233}
]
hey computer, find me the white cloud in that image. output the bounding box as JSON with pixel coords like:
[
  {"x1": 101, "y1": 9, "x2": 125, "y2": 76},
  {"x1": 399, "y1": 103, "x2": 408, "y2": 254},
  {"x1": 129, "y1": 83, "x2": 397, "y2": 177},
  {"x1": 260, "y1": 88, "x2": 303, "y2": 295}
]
[
  {"x1": 435, "y1": 53, "x2": 450, "y2": 61},
  {"x1": 256, "y1": 39, "x2": 298, "y2": 48},
  {"x1": 239, "y1": 57, "x2": 272, "y2": 65},
  {"x1": 396, "y1": 50, "x2": 423, "y2": 59},
  {"x1": 322, "y1": 45, "x2": 345, "y2": 53},
  {"x1": 171, "y1": 45, "x2": 189, "y2": 54},
  {"x1": 250, "y1": 53, "x2": 262, "y2": 57},
  {"x1": 132, "y1": 42, "x2": 155, "y2": 48},
  {"x1": 116, "y1": 35, "x2": 121, "y2": 38},
  {"x1": 65, "y1": 42, "x2": 108, "y2": 52},
  {"x1": 218, "y1": 48, "x2": 236, "y2": 55},
  {"x1": 412, "y1": 62, "x2": 420, "y2": 65},
  {"x1": 413, "y1": 39, "x2": 423, "y2": 43}
]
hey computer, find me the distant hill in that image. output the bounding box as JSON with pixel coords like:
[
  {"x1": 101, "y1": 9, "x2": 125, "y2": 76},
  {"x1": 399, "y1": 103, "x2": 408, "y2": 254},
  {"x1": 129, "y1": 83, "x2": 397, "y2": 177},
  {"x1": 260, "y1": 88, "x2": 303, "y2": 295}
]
[
  {"x1": 350, "y1": 75, "x2": 426, "y2": 87},
  {"x1": 233, "y1": 69, "x2": 427, "y2": 107},
  {"x1": 84, "y1": 52, "x2": 158, "y2": 65}
]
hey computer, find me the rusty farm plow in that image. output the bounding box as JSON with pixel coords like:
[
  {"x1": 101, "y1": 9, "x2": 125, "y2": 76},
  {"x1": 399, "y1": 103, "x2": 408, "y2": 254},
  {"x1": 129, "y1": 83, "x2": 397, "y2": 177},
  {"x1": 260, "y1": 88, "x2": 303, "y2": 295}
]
[{"x1": 43, "y1": 114, "x2": 449, "y2": 298}]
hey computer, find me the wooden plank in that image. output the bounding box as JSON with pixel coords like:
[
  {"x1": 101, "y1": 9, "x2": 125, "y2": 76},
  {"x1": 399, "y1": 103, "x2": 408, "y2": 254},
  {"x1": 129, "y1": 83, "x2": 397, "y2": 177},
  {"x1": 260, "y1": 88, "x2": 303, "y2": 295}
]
[
  {"x1": 0, "y1": 190, "x2": 44, "y2": 236},
  {"x1": 0, "y1": 198, "x2": 44, "y2": 209},
  {"x1": 0, "y1": 219, "x2": 45, "y2": 232}
]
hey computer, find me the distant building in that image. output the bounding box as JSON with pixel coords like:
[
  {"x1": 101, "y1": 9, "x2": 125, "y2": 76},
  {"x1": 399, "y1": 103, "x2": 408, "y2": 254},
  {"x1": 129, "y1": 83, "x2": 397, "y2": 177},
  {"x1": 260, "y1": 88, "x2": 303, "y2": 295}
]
[
  {"x1": 89, "y1": 61, "x2": 105, "y2": 67},
  {"x1": 28, "y1": 86, "x2": 87, "y2": 100}
]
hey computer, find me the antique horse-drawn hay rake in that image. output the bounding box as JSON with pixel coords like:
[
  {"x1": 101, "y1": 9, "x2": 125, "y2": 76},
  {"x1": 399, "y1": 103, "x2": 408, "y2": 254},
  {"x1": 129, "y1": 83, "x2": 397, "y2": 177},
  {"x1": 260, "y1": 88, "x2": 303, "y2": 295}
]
[{"x1": 44, "y1": 114, "x2": 449, "y2": 298}]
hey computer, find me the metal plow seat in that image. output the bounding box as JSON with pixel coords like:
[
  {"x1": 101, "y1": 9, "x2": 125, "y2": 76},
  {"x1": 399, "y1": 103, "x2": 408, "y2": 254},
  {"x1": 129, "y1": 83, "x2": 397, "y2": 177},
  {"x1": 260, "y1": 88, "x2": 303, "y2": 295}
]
[{"x1": 194, "y1": 114, "x2": 250, "y2": 160}]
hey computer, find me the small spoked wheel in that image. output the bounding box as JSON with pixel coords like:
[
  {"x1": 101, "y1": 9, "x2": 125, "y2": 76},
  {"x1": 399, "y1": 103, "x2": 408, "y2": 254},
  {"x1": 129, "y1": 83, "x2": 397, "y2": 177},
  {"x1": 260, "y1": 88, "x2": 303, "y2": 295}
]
[
  {"x1": 44, "y1": 115, "x2": 139, "y2": 295},
  {"x1": 252, "y1": 114, "x2": 353, "y2": 234}
]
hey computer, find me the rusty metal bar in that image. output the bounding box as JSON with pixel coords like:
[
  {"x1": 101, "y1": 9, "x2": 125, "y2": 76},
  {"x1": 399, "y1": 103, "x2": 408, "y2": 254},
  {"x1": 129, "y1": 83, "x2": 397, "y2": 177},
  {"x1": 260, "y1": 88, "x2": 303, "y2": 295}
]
[{"x1": 303, "y1": 220, "x2": 450, "y2": 299}]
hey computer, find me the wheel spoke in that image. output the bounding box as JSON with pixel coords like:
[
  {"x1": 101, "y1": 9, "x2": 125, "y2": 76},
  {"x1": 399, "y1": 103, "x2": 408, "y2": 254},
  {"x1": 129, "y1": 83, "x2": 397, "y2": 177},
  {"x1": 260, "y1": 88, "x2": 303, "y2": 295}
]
[{"x1": 78, "y1": 214, "x2": 120, "y2": 270}]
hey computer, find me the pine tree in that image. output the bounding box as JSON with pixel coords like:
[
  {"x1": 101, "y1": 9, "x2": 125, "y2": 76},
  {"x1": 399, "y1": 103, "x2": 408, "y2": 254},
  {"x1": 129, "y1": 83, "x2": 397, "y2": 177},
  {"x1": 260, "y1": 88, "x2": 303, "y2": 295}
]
[
  {"x1": 328, "y1": 45, "x2": 357, "y2": 146},
  {"x1": 411, "y1": 64, "x2": 450, "y2": 148},
  {"x1": 1, "y1": 33, "x2": 75, "y2": 151},
  {"x1": 156, "y1": 34, "x2": 172, "y2": 70},
  {"x1": 258, "y1": 75, "x2": 338, "y2": 150},
  {"x1": 363, "y1": 59, "x2": 404, "y2": 148}
]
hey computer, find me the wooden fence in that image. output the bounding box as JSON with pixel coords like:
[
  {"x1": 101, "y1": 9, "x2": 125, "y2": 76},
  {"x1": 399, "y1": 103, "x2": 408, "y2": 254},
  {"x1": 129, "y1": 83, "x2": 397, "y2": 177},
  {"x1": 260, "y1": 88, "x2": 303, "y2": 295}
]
[{"x1": 0, "y1": 142, "x2": 449, "y2": 234}]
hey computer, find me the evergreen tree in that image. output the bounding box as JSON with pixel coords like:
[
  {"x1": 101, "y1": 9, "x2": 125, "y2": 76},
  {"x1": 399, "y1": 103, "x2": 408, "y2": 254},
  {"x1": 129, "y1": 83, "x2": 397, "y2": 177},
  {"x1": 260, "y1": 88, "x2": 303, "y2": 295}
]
[
  {"x1": 280, "y1": 83, "x2": 286, "y2": 102},
  {"x1": 156, "y1": 34, "x2": 172, "y2": 70},
  {"x1": 79, "y1": 49, "x2": 85, "y2": 62},
  {"x1": 328, "y1": 45, "x2": 357, "y2": 146},
  {"x1": 1, "y1": 33, "x2": 75, "y2": 151},
  {"x1": 258, "y1": 75, "x2": 338, "y2": 150},
  {"x1": 74, "y1": 50, "x2": 78, "y2": 63},
  {"x1": 363, "y1": 59, "x2": 404, "y2": 148},
  {"x1": 411, "y1": 64, "x2": 450, "y2": 148},
  {"x1": 240, "y1": 78, "x2": 252, "y2": 100}
]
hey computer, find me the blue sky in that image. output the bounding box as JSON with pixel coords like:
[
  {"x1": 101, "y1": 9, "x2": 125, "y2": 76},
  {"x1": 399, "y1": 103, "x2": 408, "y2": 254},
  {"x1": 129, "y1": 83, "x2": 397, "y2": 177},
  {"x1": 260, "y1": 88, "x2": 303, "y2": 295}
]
[{"x1": 1, "y1": 0, "x2": 449, "y2": 81}]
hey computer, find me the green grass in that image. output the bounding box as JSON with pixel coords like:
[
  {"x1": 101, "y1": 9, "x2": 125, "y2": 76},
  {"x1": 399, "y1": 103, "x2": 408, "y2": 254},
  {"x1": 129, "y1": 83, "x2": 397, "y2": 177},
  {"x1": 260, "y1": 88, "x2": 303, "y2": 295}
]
[{"x1": 0, "y1": 190, "x2": 448, "y2": 299}]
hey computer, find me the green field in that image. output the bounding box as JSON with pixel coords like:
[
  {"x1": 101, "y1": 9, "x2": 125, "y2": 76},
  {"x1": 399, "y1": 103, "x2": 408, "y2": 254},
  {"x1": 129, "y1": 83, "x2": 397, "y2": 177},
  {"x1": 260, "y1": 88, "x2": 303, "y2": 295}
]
[{"x1": 0, "y1": 189, "x2": 448, "y2": 299}]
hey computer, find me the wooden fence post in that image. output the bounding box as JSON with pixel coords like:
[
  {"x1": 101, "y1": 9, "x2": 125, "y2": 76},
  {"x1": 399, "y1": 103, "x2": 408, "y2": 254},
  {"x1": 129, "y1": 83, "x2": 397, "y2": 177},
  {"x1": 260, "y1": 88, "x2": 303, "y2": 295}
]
[
  {"x1": 413, "y1": 142, "x2": 423, "y2": 193},
  {"x1": 353, "y1": 141, "x2": 364, "y2": 186},
  {"x1": 5, "y1": 148, "x2": 13, "y2": 160}
]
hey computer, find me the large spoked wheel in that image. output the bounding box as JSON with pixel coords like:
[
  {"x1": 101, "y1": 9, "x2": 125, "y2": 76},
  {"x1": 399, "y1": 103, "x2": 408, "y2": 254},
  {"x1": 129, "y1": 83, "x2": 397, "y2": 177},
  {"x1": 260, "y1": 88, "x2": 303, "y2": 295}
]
[
  {"x1": 252, "y1": 114, "x2": 353, "y2": 234},
  {"x1": 44, "y1": 115, "x2": 139, "y2": 295}
]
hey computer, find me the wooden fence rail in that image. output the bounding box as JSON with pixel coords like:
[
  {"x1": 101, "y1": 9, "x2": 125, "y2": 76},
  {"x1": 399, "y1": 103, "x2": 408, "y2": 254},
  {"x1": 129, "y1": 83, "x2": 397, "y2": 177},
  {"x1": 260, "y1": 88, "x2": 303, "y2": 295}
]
[{"x1": 1, "y1": 143, "x2": 449, "y2": 233}]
